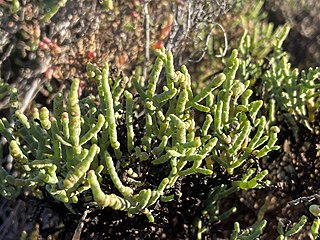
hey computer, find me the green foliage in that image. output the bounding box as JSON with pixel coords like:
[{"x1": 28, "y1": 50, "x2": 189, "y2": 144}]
[
  {"x1": 236, "y1": 11, "x2": 320, "y2": 135},
  {"x1": 0, "y1": 47, "x2": 279, "y2": 222},
  {"x1": 230, "y1": 2, "x2": 320, "y2": 238},
  {"x1": 40, "y1": 0, "x2": 69, "y2": 23},
  {"x1": 11, "y1": 0, "x2": 20, "y2": 13},
  {"x1": 1, "y1": 0, "x2": 319, "y2": 238},
  {"x1": 231, "y1": 220, "x2": 267, "y2": 240},
  {"x1": 276, "y1": 215, "x2": 307, "y2": 240},
  {"x1": 309, "y1": 205, "x2": 320, "y2": 238},
  {"x1": 202, "y1": 184, "x2": 237, "y2": 222},
  {"x1": 311, "y1": 217, "x2": 320, "y2": 239}
]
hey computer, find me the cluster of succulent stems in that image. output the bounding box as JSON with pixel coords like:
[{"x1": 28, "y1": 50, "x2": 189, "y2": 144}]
[{"x1": 0, "y1": 47, "x2": 280, "y2": 222}]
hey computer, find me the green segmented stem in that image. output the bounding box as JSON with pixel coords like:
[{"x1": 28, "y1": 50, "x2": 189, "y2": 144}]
[
  {"x1": 147, "y1": 55, "x2": 164, "y2": 98},
  {"x1": 206, "y1": 92, "x2": 215, "y2": 108},
  {"x1": 153, "y1": 88, "x2": 177, "y2": 104},
  {"x1": 111, "y1": 75, "x2": 122, "y2": 94},
  {"x1": 224, "y1": 50, "x2": 239, "y2": 90},
  {"x1": 53, "y1": 93, "x2": 64, "y2": 126},
  {"x1": 79, "y1": 114, "x2": 105, "y2": 145},
  {"x1": 176, "y1": 89, "x2": 188, "y2": 116},
  {"x1": 181, "y1": 65, "x2": 191, "y2": 86},
  {"x1": 158, "y1": 119, "x2": 170, "y2": 139},
  {"x1": 45, "y1": 165, "x2": 59, "y2": 184},
  {"x1": 222, "y1": 90, "x2": 232, "y2": 124},
  {"x1": 152, "y1": 152, "x2": 171, "y2": 164},
  {"x1": 142, "y1": 112, "x2": 153, "y2": 149},
  {"x1": 40, "y1": 107, "x2": 51, "y2": 130},
  {"x1": 100, "y1": 121, "x2": 109, "y2": 155},
  {"x1": 191, "y1": 73, "x2": 226, "y2": 104},
  {"x1": 45, "y1": 185, "x2": 69, "y2": 203},
  {"x1": 104, "y1": 151, "x2": 133, "y2": 197},
  {"x1": 27, "y1": 159, "x2": 53, "y2": 168},
  {"x1": 249, "y1": 100, "x2": 263, "y2": 122},
  {"x1": 179, "y1": 159, "x2": 202, "y2": 176},
  {"x1": 128, "y1": 189, "x2": 152, "y2": 215},
  {"x1": 100, "y1": 64, "x2": 121, "y2": 159},
  {"x1": 231, "y1": 81, "x2": 245, "y2": 97},
  {"x1": 245, "y1": 170, "x2": 268, "y2": 189},
  {"x1": 248, "y1": 117, "x2": 266, "y2": 149},
  {"x1": 124, "y1": 91, "x2": 134, "y2": 152},
  {"x1": 180, "y1": 137, "x2": 201, "y2": 150},
  {"x1": 152, "y1": 135, "x2": 169, "y2": 155},
  {"x1": 68, "y1": 79, "x2": 81, "y2": 155},
  {"x1": 70, "y1": 147, "x2": 89, "y2": 167},
  {"x1": 0, "y1": 119, "x2": 14, "y2": 141},
  {"x1": 253, "y1": 135, "x2": 269, "y2": 150},
  {"x1": 228, "y1": 120, "x2": 251, "y2": 155},
  {"x1": 196, "y1": 168, "x2": 213, "y2": 175},
  {"x1": 10, "y1": 140, "x2": 27, "y2": 164},
  {"x1": 214, "y1": 101, "x2": 223, "y2": 134},
  {"x1": 166, "y1": 93, "x2": 178, "y2": 115},
  {"x1": 311, "y1": 218, "x2": 320, "y2": 238},
  {"x1": 113, "y1": 76, "x2": 128, "y2": 106},
  {"x1": 133, "y1": 77, "x2": 148, "y2": 99},
  {"x1": 155, "y1": 48, "x2": 167, "y2": 62},
  {"x1": 55, "y1": 134, "x2": 72, "y2": 147},
  {"x1": 156, "y1": 110, "x2": 165, "y2": 122},
  {"x1": 166, "y1": 148, "x2": 182, "y2": 157},
  {"x1": 17, "y1": 127, "x2": 37, "y2": 157},
  {"x1": 192, "y1": 102, "x2": 210, "y2": 113},
  {"x1": 88, "y1": 170, "x2": 130, "y2": 210},
  {"x1": 241, "y1": 89, "x2": 253, "y2": 106},
  {"x1": 166, "y1": 51, "x2": 176, "y2": 89},
  {"x1": 231, "y1": 220, "x2": 267, "y2": 240},
  {"x1": 232, "y1": 168, "x2": 268, "y2": 190},
  {"x1": 256, "y1": 126, "x2": 280, "y2": 158},
  {"x1": 277, "y1": 24, "x2": 290, "y2": 47},
  {"x1": 147, "y1": 178, "x2": 169, "y2": 206},
  {"x1": 63, "y1": 144, "x2": 99, "y2": 189},
  {"x1": 61, "y1": 112, "x2": 69, "y2": 138},
  {"x1": 186, "y1": 118, "x2": 196, "y2": 142},
  {"x1": 16, "y1": 111, "x2": 30, "y2": 128},
  {"x1": 16, "y1": 111, "x2": 47, "y2": 156},
  {"x1": 185, "y1": 154, "x2": 204, "y2": 161},
  {"x1": 202, "y1": 115, "x2": 213, "y2": 136},
  {"x1": 285, "y1": 215, "x2": 307, "y2": 237},
  {"x1": 169, "y1": 114, "x2": 186, "y2": 144},
  {"x1": 200, "y1": 137, "x2": 218, "y2": 155},
  {"x1": 50, "y1": 118, "x2": 62, "y2": 161},
  {"x1": 227, "y1": 148, "x2": 252, "y2": 171},
  {"x1": 267, "y1": 126, "x2": 280, "y2": 147},
  {"x1": 146, "y1": 101, "x2": 156, "y2": 111},
  {"x1": 269, "y1": 98, "x2": 276, "y2": 123}
]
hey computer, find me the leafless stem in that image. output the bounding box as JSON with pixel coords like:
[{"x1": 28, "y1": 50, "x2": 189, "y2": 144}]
[
  {"x1": 72, "y1": 209, "x2": 91, "y2": 240},
  {"x1": 214, "y1": 23, "x2": 228, "y2": 57},
  {"x1": 20, "y1": 78, "x2": 43, "y2": 114}
]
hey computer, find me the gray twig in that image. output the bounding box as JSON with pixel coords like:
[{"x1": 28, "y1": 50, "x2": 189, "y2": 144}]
[{"x1": 72, "y1": 209, "x2": 91, "y2": 240}]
